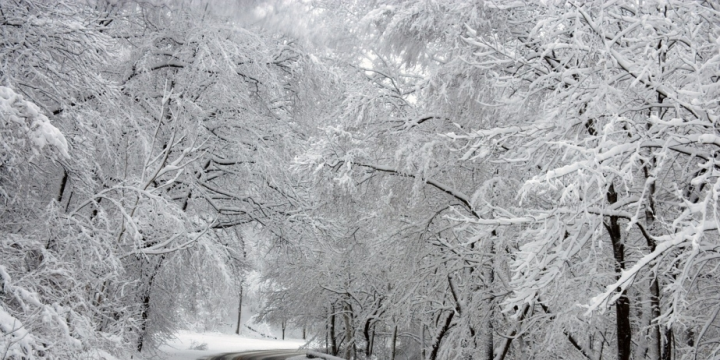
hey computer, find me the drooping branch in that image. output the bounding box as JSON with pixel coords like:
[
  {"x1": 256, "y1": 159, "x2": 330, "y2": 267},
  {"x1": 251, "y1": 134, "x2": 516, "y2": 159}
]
[{"x1": 350, "y1": 161, "x2": 479, "y2": 218}]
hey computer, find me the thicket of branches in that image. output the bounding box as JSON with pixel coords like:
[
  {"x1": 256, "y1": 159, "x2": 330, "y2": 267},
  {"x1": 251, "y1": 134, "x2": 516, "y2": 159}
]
[
  {"x1": 262, "y1": 1, "x2": 720, "y2": 360},
  {"x1": 2, "y1": 1, "x2": 720, "y2": 360},
  {"x1": 0, "y1": 0, "x2": 317, "y2": 358}
]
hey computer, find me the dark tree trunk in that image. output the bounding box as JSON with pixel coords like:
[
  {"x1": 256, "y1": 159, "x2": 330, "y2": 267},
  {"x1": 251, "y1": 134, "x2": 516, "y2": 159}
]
[
  {"x1": 57, "y1": 168, "x2": 68, "y2": 203},
  {"x1": 483, "y1": 240, "x2": 495, "y2": 360},
  {"x1": 137, "y1": 255, "x2": 166, "y2": 352},
  {"x1": 64, "y1": 191, "x2": 74, "y2": 213},
  {"x1": 342, "y1": 301, "x2": 354, "y2": 360},
  {"x1": 137, "y1": 290, "x2": 151, "y2": 352},
  {"x1": 421, "y1": 324, "x2": 426, "y2": 359},
  {"x1": 330, "y1": 304, "x2": 338, "y2": 356},
  {"x1": 495, "y1": 304, "x2": 531, "y2": 360},
  {"x1": 643, "y1": 146, "x2": 663, "y2": 360},
  {"x1": 650, "y1": 275, "x2": 662, "y2": 358},
  {"x1": 235, "y1": 286, "x2": 243, "y2": 335},
  {"x1": 661, "y1": 327, "x2": 673, "y2": 360},
  {"x1": 429, "y1": 311, "x2": 454, "y2": 360},
  {"x1": 369, "y1": 329, "x2": 375, "y2": 358},
  {"x1": 47, "y1": 168, "x2": 70, "y2": 250},
  {"x1": 390, "y1": 324, "x2": 398, "y2": 360},
  {"x1": 363, "y1": 318, "x2": 373, "y2": 358},
  {"x1": 605, "y1": 183, "x2": 631, "y2": 360}
]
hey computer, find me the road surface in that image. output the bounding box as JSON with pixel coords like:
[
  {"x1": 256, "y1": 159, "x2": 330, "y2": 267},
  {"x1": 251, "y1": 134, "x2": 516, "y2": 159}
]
[{"x1": 206, "y1": 349, "x2": 306, "y2": 360}]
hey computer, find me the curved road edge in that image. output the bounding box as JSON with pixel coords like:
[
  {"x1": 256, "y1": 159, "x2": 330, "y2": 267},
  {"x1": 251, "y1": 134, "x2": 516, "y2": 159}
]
[{"x1": 204, "y1": 349, "x2": 306, "y2": 360}]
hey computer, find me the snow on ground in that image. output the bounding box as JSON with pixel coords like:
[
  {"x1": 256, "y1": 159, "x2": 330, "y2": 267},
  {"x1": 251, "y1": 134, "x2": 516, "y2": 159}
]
[{"x1": 158, "y1": 331, "x2": 306, "y2": 360}]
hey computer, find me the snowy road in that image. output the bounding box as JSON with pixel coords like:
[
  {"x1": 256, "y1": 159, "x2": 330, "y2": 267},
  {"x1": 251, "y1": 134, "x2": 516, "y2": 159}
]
[
  {"x1": 206, "y1": 349, "x2": 306, "y2": 360},
  {"x1": 159, "y1": 331, "x2": 306, "y2": 360}
]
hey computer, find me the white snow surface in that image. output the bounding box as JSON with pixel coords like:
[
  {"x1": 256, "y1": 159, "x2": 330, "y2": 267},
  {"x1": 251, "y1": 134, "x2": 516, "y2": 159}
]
[{"x1": 158, "y1": 331, "x2": 305, "y2": 360}]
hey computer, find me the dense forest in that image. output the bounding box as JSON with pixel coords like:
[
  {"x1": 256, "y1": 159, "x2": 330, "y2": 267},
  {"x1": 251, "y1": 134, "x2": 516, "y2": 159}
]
[{"x1": 2, "y1": 1, "x2": 720, "y2": 359}]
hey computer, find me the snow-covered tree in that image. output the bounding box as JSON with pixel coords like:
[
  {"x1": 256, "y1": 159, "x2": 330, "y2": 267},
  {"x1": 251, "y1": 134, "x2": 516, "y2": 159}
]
[
  {"x1": 5, "y1": 1, "x2": 720, "y2": 359},
  {"x1": 276, "y1": 1, "x2": 720, "y2": 359},
  {"x1": 1, "y1": 0, "x2": 332, "y2": 357}
]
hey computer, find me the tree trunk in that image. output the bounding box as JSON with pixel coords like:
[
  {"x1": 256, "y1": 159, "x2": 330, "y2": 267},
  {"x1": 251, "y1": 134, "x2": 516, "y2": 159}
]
[
  {"x1": 330, "y1": 304, "x2": 337, "y2": 356},
  {"x1": 137, "y1": 289, "x2": 151, "y2": 352},
  {"x1": 646, "y1": 34, "x2": 668, "y2": 359},
  {"x1": 391, "y1": 324, "x2": 398, "y2": 360},
  {"x1": 429, "y1": 311, "x2": 454, "y2": 360},
  {"x1": 136, "y1": 256, "x2": 165, "y2": 352},
  {"x1": 57, "y1": 168, "x2": 68, "y2": 203},
  {"x1": 605, "y1": 183, "x2": 631, "y2": 360},
  {"x1": 235, "y1": 286, "x2": 243, "y2": 335},
  {"x1": 643, "y1": 147, "x2": 662, "y2": 360},
  {"x1": 495, "y1": 304, "x2": 531, "y2": 360},
  {"x1": 483, "y1": 240, "x2": 496, "y2": 360},
  {"x1": 325, "y1": 313, "x2": 329, "y2": 354},
  {"x1": 282, "y1": 320, "x2": 286, "y2": 340},
  {"x1": 661, "y1": 327, "x2": 673, "y2": 360},
  {"x1": 648, "y1": 277, "x2": 662, "y2": 359},
  {"x1": 363, "y1": 318, "x2": 373, "y2": 358},
  {"x1": 421, "y1": 324, "x2": 426, "y2": 360},
  {"x1": 343, "y1": 301, "x2": 354, "y2": 360}
]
